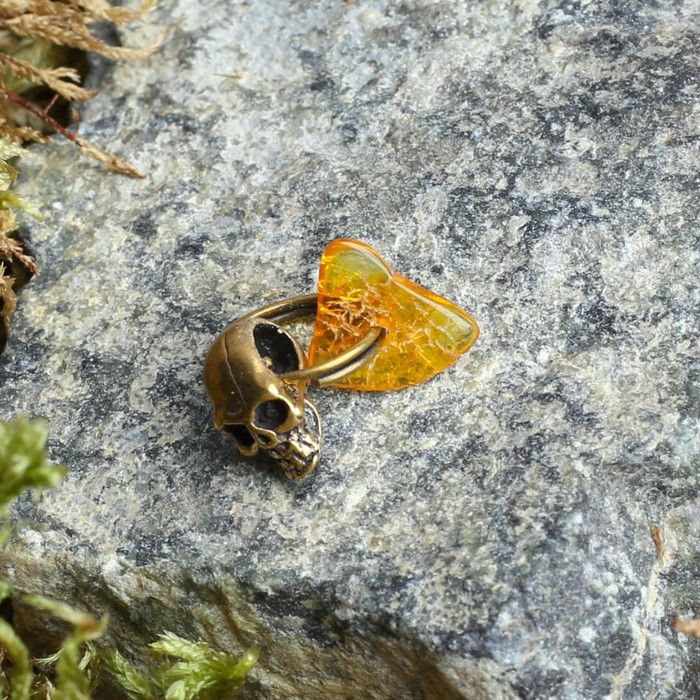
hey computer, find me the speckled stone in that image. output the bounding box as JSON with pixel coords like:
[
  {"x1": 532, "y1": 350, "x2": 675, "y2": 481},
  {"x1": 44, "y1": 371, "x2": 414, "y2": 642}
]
[{"x1": 2, "y1": 1, "x2": 700, "y2": 698}]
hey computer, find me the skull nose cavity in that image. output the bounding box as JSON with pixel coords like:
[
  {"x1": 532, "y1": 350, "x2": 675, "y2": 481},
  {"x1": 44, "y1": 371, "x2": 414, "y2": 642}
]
[
  {"x1": 254, "y1": 399, "x2": 290, "y2": 430},
  {"x1": 223, "y1": 423, "x2": 256, "y2": 450}
]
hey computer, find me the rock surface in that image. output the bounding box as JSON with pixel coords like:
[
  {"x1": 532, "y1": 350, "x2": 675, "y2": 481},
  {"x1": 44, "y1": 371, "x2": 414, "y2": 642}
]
[{"x1": 2, "y1": 1, "x2": 700, "y2": 697}]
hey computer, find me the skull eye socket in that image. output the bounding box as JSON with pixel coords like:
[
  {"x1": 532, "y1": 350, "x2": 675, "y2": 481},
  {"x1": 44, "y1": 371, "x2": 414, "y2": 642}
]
[
  {"x1": 254, "y1": 399, "x2": 290, "y2": 430},
  {"x1": 253, "y1": 322, "x2": 301, "y2": 374},
  {"x1": 223, "y1": 423, "x2": 255, "y2": 449}
]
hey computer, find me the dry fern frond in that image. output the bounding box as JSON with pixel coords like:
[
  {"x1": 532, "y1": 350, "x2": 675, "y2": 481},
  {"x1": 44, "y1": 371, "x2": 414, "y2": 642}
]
[
  {"x1": 0, "y1": 230, "x2": 39, "y2": 276},
  {"x1": 0, "y1": 119, "x2": 47, "y2": 142},
  {"x1": 0, "y1": 1, "x2": 161, "y2": 354},
  {"x1": 0, "y1": 87, "x2": 145, "y2": 177},
  {"x1": 675, "y1": 617, "x2": 700, "y2": 638},
  {"x1": 0, "y1": 0, "x2": 163, "y2": 176},
  {"x1": 0, "y1": 0, "x2": 165, "y2": 60},
  {"x1": 0, "y1": 263, "x2": 17, "y2": 353},
  {"x1": 1, "y1": 13, "x2": 163, "y2": 61},
  {"x1": 0, "y1": 136, "x2": 38, "y2": 353},
  {"x1": 73, "y1": 133, "x2": 144, "y2": 178},
  {"x1": 0, "y1": 53, "x2": 96, "y2": 101},
  {"x1": 1, "y1": 0, "x2": 157, "y2": 24},
  {"x1": 70, "y1": 0, "x2": 158, "y2": 24},
  {"x1": 0, "y1": 264, "x2": 16, "y2": 315}
]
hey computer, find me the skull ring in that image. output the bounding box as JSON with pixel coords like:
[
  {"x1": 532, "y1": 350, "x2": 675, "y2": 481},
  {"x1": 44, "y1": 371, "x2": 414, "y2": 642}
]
[
  {"x1": 204, "y1": 294, "x2": 383, "y2": 479},
  {"x1": 204, "y1": 239, "x2": 479, "y2": 479}
]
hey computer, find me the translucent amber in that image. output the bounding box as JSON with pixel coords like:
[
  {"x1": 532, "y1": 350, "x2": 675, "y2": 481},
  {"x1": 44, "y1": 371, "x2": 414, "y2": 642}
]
[{"x1": 308, "y1": 239, "x2": 479, "y2": 390}]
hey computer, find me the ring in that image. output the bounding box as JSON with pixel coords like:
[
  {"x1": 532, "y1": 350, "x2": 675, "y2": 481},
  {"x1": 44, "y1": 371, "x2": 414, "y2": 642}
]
[
  {"x1": 237, "y1": 293, "x2": 387, "y2": 387},
  {"x1": 204, "y1": 239, "x2": 479, "y2": 480}
]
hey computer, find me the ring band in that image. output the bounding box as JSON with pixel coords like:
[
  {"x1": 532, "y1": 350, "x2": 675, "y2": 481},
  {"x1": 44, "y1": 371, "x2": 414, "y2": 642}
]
[{"x1": 236, "y1": 293, "x2": 385, "y2": 388}]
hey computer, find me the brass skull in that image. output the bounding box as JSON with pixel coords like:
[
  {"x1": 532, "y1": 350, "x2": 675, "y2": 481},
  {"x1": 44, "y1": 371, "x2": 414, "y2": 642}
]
[{"x1": 204, "y1": 317, "x2": 321, "y2": 479}]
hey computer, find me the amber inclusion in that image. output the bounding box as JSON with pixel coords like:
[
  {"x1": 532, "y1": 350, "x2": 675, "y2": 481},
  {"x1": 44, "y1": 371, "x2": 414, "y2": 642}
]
[{"x1": 308, "y1": 239, "x2": 479, "y2": 391}]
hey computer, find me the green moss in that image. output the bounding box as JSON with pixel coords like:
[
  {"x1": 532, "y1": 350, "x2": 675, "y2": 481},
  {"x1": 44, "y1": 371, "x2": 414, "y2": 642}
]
[
  {"x1": 103, "y1": 634, "x2": 259, "y2": 700},
  {"x1": 0, "y1": 420, "x2": 258, "y2": 698},
  {"x1": 0, "y1": 417, "x2": 66, "y2": 541},
  {"x1": 0, "y1": 586, "x2": 32, "y2": 700},
  {"x1": 0, "y1": 417, "x2": 66, "y2": 510},
  {"x1": 21, "y1": 596, "x2": 105, "y2": 700}
]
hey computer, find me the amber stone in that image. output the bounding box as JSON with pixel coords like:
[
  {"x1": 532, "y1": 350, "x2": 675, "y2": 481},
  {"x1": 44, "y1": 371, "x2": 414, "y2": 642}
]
[{"x1": 308, "y1": 239, "x2": 479, "y2": 391}]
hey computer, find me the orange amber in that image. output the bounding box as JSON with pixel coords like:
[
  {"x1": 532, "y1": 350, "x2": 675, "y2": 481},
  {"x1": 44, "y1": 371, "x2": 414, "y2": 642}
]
[{"x1": 308, "y1": 239, "x2": 479, "y2": 390}]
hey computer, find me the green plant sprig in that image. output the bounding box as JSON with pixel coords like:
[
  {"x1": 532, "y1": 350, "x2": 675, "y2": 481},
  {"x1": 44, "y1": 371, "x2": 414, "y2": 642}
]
[
  {"x1": 0, "y1": 417, "x2": 67, "y2": 543},
  {"x1": 103, "y1": 634, "x2": 260, "y2": 700}
]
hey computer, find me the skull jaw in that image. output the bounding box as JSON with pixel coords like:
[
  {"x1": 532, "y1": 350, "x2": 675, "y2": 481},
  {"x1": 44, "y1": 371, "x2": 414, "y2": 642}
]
[
  {"x1": 222, "y1": 398, "x2": 322, "y2": 479},
  {"x1": 220, "y1": 423, "x2": 281, "y2": 456},
  {"x1": 266, "y1": 398, "x2": 322, "y2": 479}
]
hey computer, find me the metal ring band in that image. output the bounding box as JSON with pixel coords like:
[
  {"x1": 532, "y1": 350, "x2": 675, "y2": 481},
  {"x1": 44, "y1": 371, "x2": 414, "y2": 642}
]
[{"x1": 239, "y1": 293, "x2": 385, "y2": 388}]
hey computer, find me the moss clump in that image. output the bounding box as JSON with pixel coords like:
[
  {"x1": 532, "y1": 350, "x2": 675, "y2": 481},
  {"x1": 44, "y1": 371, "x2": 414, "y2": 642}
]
[
  {"x1": 4, "y1": 595, "x2": 105, "y2": 700},
  {"x1": 0, "y1": 417, "x2": 66, "y2": 536},
  {"x1": 104, "y1": 634, "x2": 260, "y2": 700},
  {"x1": 0, "y1": 139, "x2": 39, "y2": 355},
  {"x1": 0, "y1": 0, "x2": 165, "y2": 355},
  {"x1": 0, "y1": 419, "x2": 259, "y2": 698},
  {"x1": 0, "y1": 0, "x2": 163, "y2": 176}
]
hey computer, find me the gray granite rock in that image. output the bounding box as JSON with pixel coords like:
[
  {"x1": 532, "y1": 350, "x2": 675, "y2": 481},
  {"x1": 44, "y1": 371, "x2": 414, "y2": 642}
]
[{"x1": 2, "y1": 0, "x2": 700, "y2": 697}]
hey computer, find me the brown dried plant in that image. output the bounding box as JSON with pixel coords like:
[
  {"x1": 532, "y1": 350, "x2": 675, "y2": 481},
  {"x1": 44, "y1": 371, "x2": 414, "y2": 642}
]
[
  {"x1": 0, "y1": 0, "x2": 162, "y2": 176},
  {"x1": 675, "y1": 617, "x2": 700, "y2": 638},
  {"x1": 0, "y1": 139, "x2": 39, "y2": 353},
  {"x1": 0, "y1": 0, "x2": 162, "y2": 354}
]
